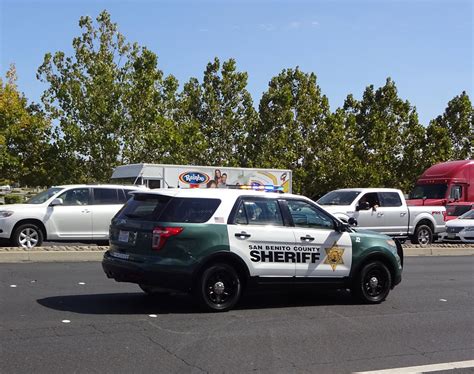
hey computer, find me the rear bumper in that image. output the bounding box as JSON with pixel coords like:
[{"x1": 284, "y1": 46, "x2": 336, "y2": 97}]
[{"x1": 102, "y1": 251, "x2": 194, "y2": 292}]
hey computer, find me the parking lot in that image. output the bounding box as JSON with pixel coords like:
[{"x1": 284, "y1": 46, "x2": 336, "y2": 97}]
[{"x1": 1, "y1": 256, "x2": 473, "y2": 374}]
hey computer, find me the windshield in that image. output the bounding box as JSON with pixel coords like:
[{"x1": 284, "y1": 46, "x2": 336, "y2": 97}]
[
  {"x1": 409, "y1": 184, "x2": 447, "y2": 199},
  {"x1": 459, "y1": 210, "x2": 474, "y2": 219},
  {"x1": 26, "y1": 187, "x2": 64, "y2": 204},
  {"x1": 446, "y1": 205, "x2": 473, "y2": 217},
  {"x1": 317, "y1": 190, "x2": 361, "y2": 205}
]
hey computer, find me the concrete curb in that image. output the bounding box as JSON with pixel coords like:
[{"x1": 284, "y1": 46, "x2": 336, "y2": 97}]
[{"x1": 0, "y1": 245, "x2": 473, "y2": 263}]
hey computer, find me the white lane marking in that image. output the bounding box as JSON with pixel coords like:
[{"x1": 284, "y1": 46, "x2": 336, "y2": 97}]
[
  {"x1": 439, "y1": 298, "x2": 447, "y2": 302},
  {"x1": 78, "y1": 282, "x2": 85, "y2": 285},
  {"x1": 61, "y1": 320, "x2": 71, "y2": 324},
  {"x1": 353, "y1": 360, "x2": 474, "y2": 374},
  {"x1": 10, "y1": 285, "x2": 17, "y2": 288},
  {"x1": 148, "y1": 314, "x2": 158, "y2": 318}
]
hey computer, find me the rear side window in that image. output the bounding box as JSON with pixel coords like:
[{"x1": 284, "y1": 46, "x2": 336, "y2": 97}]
[
  {"x1": 379, "y1": 192, "x2": 402, "y2": 207},
  {"x1": 159, "y1": 198, "x2": 221, "y2": 223},
  {"x1": 118, "y1": 189, "x2": 135, "y2": 203},
  {"x1": 118, "y1": 194, "x2": 172, "y2": 221},
  {"x1": 93, "y1": 188, "x2": 120, "y2": 204},
  {"x1": 232, "y1": 199, "x2": 284, "y2": 226}
]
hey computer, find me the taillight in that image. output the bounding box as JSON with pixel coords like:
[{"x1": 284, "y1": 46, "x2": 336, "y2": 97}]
[{"x1": 152, "y1": 226, "x2": 183, "y2": 251}]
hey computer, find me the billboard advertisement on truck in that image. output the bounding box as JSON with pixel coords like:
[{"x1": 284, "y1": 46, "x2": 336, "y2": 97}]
[{"x1": 110, "y1": 163, "x2": 292, "y2": 193}]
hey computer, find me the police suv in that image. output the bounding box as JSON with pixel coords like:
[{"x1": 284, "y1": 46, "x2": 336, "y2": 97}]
[{"x1": 102, "y1": 188, "x2": 404, "y2": 312}]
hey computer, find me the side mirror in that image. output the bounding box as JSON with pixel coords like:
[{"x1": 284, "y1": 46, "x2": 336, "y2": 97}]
[
  {"x1": 356, "y1": 201, "x2": 370, "y2": 211},
  {"x1": 348, "y1": 217, "x2": 358, "y2": 226},
  {"x1": 50, "y1": 198, "x2": 63, "y2": 206}
]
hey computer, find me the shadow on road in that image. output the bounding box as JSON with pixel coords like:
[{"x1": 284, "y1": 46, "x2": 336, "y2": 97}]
[{"x1": 37, "y1": 288, "x2": 357, "y2": 315}]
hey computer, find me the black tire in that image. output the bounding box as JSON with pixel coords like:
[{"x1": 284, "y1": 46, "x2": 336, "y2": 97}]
[
  {"x1": 411, "y1": 224, "x2": 433, "y2": 246},
  {"x1": 138, "y1": 284, "x2": 170, "y2": 296},
  {"x1": 194, "y1": 263, "x2": 241, "y2": 312},
  {"x1": 352, "y1": 261, "x2": 391, "y2": 304},
  {"x1": 12, "y1": 223, "x2": 43, "y2": 248}
]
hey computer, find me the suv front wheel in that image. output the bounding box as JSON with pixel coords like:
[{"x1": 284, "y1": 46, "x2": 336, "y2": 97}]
[
  {"x1": 12, "y1": 223, "x2": 44, "y2": 248},
  {"x1": 195, "y1": 263, "x2": 242, "y2": 312},
  {"x1": 352, "y1": 261, "x2": 391, "y2": 304}
]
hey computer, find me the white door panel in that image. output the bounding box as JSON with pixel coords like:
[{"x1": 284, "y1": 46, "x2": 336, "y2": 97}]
[
  {"x1": 46, "y1": 206, "x2": 92, "y2": 239},
  {"x1": 227, "y1": 225, "x2": 296, "y2": 277},
  {"x1": 293, "y1": 229, "x2": 352, "y2": 277},
  {"x1": 380, "y1": 207, "x2": 408, "y2": 235},
  {"x1": 92, "y1": 205, "x2": 123, "y2": 238}
]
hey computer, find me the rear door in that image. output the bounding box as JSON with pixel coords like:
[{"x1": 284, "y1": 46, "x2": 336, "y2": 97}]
[
  {"x1": 227, "y1": 197, "x2": 296, "y2": 277},
  {"x1": 378, "y1": 192, "x2": 408, "y2": 235},
  {"x1": 91, "y1": 188, "x2": 124, "y2": 239},
  {"x1": 285, "y1": 199, "x2": 352, "y2": 278}
]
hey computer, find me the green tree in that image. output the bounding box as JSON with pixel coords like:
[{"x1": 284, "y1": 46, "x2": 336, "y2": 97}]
[
  {"x1": 0, "y1": 65, "x2": 52, "y2": 186},
  {"x1": 342, "y1": 78, "x2": 426, "y2": 192},
  {"x1": 180, "y1": 58, "x2": 258, "y2": 167},
  {"x1": 37, "y1": 10, "x2": 180, "y2": 182},
  {"x1": 426, "y1": 92, "x2": 473, "y2": 161},
  {"x1": 251, "y1": 67, "x2": 330, "y2": 196}
]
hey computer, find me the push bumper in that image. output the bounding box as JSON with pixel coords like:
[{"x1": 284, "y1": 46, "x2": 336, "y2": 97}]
[{"x1": 102, "y1": 250, "x2": 194, "y2": 292}]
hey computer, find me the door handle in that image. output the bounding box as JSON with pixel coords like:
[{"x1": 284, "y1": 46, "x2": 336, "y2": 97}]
[
  {"x1": 235, "y1": 231, "x2": 251, "y2": 239},
  {"x1": 300, "y1": 235, "x2": 315, "y2": 242},
  {"x1": 377, "y1": 212, "x2": 384, "y2": 217},
  {"x1": 82, "y1": 209, "x2": 90, "y2": 213},
  {"x1": 400, "y1": 212, "x2": 407, "y2": 217}
]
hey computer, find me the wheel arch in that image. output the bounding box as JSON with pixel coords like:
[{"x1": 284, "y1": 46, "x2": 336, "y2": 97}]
[
  {"x1": 413, "y1": 217, "x2": 435, "y2": 233},
  {"x1": 192, "y1": 251, "x2": 251, "y2": 288},
  {"x1": 10, "y1": 219, "x2": 47, "y2": 240},
  {"x1": 350, "y1": 251, "x2": 398, "y2": 289}
]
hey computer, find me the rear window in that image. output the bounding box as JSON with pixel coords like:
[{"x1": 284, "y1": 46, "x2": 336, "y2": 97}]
[
  {"x1": 118, "y1": 194, "x2": 172, "y2": 221},
  {"x1": 159, "y1": 198, "x2": 221, "y2": 223}
]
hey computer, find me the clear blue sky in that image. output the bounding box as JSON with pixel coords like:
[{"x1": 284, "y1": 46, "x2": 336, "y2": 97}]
[{"x1": 1, "y1": 0, "x2": 472, "y2": 124}]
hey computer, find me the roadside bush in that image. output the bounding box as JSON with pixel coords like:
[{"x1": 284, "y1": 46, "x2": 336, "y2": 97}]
[{"x1": 4, "y1": 194, "x2": 24, "y2": 204}]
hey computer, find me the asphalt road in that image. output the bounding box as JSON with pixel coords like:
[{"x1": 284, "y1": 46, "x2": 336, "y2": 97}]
[{"x1": 1, "y1": 257, "x2": 473, "y2": 374}]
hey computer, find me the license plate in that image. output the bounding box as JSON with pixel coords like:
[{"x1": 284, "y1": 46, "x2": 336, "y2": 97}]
[
  {"x1": 447, "y1": 234, "x2": 456, "y2": 239},
  {"x1": 110, "y1": 251, "x2": 129, "y2": 260},
  {"x1": 118, "y1": 230, "x2": 130, "y2": 242}
]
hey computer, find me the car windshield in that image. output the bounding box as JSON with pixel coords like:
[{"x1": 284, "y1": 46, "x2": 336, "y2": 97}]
[
  {"x1": 409, "y1": 184, "x2": 447, "y2": 199},
  {"x1": 26, "y1": 187, "x2": 64, "y2": 204},
  {"x1": 459, "y1": 210, "x2": 474, "y2": 220},
  {"x1": 446, "y1": 205, "x2": 473, "y2": 217},
  {"x1": 317, "y1": 191, "x2": 361, "y2": 205}
]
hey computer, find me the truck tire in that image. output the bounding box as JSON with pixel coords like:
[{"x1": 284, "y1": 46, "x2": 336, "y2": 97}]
[
  {"x1": 194, "y1": 263, "x2": 241, "y2": 312},
  {"x1": 411, "y1": 224, "x2": 433, "y2": 246},
  {"x1": 12, "y1": 223, "x2": 43, "y2": 248},
  {"x1": 352, "y1": 261, "x2": 391, "y2": 304}
]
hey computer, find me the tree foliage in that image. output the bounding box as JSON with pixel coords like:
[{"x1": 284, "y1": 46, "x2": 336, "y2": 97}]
[{"x1": 0, "y1": 65, "x2": 52, "y2": 185}]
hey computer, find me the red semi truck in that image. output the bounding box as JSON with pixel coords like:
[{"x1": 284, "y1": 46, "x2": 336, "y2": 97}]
[{"x1": 407, "y1": 160, "x2": 474, "y2": 207}]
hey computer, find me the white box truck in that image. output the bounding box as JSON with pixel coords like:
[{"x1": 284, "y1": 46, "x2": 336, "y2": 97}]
[{"x1": 110, "y1": 163, "x2": 292, "y2": 193}]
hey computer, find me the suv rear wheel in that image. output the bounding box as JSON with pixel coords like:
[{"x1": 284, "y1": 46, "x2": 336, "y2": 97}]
[
  {"x1": 195, "y1": 263, "x2": 242, "y2": 312},
  {"x1": 352, "y1": 261, "x2": 391, "y2": 304}
]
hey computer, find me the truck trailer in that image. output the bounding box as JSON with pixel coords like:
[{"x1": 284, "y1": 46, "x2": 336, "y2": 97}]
[{"x1": 110, "y1": 163, "x2": 292, "y2": 193}]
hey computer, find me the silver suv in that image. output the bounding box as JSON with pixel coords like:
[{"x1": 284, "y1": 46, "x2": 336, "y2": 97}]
[{"x1": 0, "y1": 184, "x2": 144, "y2": 248}]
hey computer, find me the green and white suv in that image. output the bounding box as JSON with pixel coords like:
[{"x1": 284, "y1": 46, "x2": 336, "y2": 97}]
[{"x1": 102, "y1": 188, "x2": 403, "y2": 312}]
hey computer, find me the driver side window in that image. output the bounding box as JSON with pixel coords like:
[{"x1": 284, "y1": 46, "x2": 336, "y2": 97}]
[
  {"x1": 57, "y1": 188, "x2": 90, "y2": 206},
  {"x1": 287, "y1": 200, "x2": 334, "y2": 230}
]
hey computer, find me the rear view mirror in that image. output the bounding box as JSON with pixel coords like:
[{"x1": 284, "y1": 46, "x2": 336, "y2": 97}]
[
  {"x1": 50, "y1": 198, "x2": 63, "y2": 206},
  {"x1": 356, "y1": 201, "x2": 370, "y2": 211}
]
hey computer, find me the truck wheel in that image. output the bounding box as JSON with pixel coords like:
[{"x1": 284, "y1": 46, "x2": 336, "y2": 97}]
[
  {"x1": 352, "y1": 261, "x2": 391, "y2": 304},
  {"x1": 195, "y1": 263, "x2": 241, "y2": 312},
  {"x1": 12, "y1": 223, "x2": 43, "y2": 248},
  {"x1": 411, "y1": 224, "x2": 433, "y2": 246}
]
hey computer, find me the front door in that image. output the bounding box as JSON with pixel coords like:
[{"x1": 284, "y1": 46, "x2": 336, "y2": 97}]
[
  {"x1": 353, "y1": 192, "x2": 385, "y2": 233},
  {"x1": 227, "y1": 197, "x2": 296, "y2": 277},
  {"x1": 285, "y1": 199, "x2": 352, "y2": 278},
  {"x1": 46, "y1": 188, "x2": 92, "y2": 239}
]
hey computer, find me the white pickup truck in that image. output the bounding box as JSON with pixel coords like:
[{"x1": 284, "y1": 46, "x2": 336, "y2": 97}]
[{"x1": 317, "y1": 188, "x2": 446, "y2": 245}]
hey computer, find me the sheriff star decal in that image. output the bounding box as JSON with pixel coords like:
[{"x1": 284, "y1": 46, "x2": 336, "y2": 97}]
[{"x1": 324, "y1": 245, "x2": 344, "y2": 271}]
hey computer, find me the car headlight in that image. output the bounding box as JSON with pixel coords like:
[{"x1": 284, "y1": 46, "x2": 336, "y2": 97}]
[
  {"x1": 463, "y1": 227, "x2": 474, "y2": 232},
  {"x1": 0, "y1": 210, "x2": 14, "y2": 218}
]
